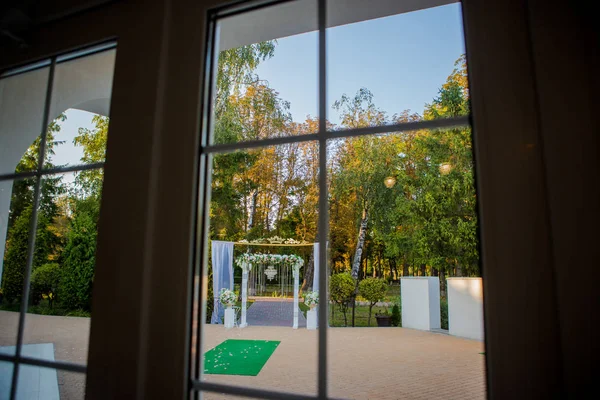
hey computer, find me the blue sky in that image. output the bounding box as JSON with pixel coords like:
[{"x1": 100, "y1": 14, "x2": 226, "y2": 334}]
[
  {"x1": 54, "y1": 3, "x2": 465, "y2": 167},
  {"x1": 255, "y1": 3, "x2": 465, "y2": 125}
]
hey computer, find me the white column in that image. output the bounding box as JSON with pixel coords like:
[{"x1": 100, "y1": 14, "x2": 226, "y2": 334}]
[
  {"x1": 293, "y1": 268, "x2": 299, "y2": 329},
  {"x1": 240, "y1": 265, "x2": 248, "y2": 328}
]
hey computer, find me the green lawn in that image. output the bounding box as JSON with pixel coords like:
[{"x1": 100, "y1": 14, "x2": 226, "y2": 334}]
[{"x1": 298, "y1": 302, "x2": 387, "y2": 327}]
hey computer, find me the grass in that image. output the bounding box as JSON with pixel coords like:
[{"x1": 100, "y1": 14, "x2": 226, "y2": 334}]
[
  {"x1": 298, "y1": 302, "x2": 391, "y2": 327},
  {"x1": 0, "y1": 299, "x2": 91, "y2": 317}
]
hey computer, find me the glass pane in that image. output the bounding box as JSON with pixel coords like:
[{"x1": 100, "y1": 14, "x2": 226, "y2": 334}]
[
  {"x1": 0, "y1": 178, "x2": 38, "y2": 355},
  {"x1": 327, "y1": 127, "x2": 485, "y2": 399},
  {"x1": 197, "y1": 142, "x2": 319, "y2": 396},
  {"x1": 209, "y1": 0, "x2": 317, "y2": 145},
  {"x1": 15, "y1": 364, "x2": 85, "y2": 400},
  {"x1": 0, "y1": 359, "x2": 14, "y2": 399},
  {"x1": 22, "y1": 170, "x2": 103, "y2": 364},
  {"x1": 43, "y1": 49, "x2": 115, "y2": 169},
  {"x1": 326, "y1": 0, "x2": 468, "y2": 131},
  {"x1": 0, "y1": 67, "x2": 50, "y2": 175}
]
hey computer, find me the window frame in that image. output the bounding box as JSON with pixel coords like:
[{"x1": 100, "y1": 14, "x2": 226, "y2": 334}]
[{"x1": 0, "y1": 0, "x2": 574, "y2": 399}]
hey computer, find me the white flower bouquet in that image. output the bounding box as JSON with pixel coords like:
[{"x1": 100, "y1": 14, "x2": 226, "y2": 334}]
[
  {"x1": 304, "y1": 291, "x2": 319, "y2": 309},
  {"x1": 219, "y1": 288, "x2": 237, "y2": 307}
]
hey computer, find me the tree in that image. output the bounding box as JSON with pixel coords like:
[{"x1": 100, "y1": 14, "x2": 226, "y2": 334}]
[
  {"x1": 1, "y1": 207, "x2": 57, "y2": 304},
  {"x1": 30, "y1": 263, "x2": 61, "y2": 308},
  {"x1": 59, "y1": 201, "x2": 98, "y2": 311},
  {"x1": 73, "y1": 115, "x2": 109, "y2": 198},
  {"x1": 359, "y1": 277, "x2": 388, "y2": 326},
  {"x1": 329, "y1": 273, "x2": 355, "y2": 326}
]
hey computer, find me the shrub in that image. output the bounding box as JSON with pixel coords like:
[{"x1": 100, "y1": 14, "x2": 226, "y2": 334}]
[
  {"x1": 31, "y1": 263, "x2": 61, "y2": 308},
  {"x1": 359, "y1": 277, "x2": 388, "y2": 326},
  {"x1": 329, "y1": 273, "x2": 355, "y2": 326},
  {"x1": 391, "y1": 303, "x2": 401, "y2": 327},
  {"x1": 60, "y1": 211, "x2": 97, "y2": 311},
  {"x1": 1, "y1": 208, "x2": 55, "y2": 304},
  {"x1": 440, "y1": 298, "x2": 448, "y2": 330}
]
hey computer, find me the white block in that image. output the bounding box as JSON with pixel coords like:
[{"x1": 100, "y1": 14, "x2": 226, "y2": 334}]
[
  {"x1": 307, "y1": 309, "x2": 317, "y2": 330},
  {"x1": 224, "y1": 307, "x2": 235, "y2": 328},
  {"x1": 401, "y1": 277, "x2": 440, "y2": 331},
  {"x1": 447, "y1": 278, "x2": 484, "y2": 340}
]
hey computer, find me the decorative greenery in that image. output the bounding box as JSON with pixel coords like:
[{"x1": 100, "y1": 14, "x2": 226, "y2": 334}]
[
  {"x1": 235, "y1": 253, "x2": 304, "y2": 272},
  {"x1": 329, "y1": 273, "x2": 355, "y2": 326},
  {"x1": 303, "y1": 291, "x2": 319, "y2": 307},
  {"x1": 359, "y1": 278, "x2": 389, "y2": 326},
  {"x1": 219, "y1": 288, "x2": 237, "y2": 306}
]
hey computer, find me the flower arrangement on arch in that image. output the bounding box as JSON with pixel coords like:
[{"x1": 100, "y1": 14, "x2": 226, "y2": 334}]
[
  {"x1": 235, "y1": 253, "x2": 304, "y2": 272},
  {"x1": 303, "y1": 291, "x2": 319, "y2": 308},
  {"x1": 219, "y1": 288, "x2": 237, "y2": 307}
]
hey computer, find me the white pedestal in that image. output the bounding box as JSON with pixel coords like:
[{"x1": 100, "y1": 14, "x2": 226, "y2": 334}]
[
  {"x1": 224, "y1": 307, "x2": 234, "y2": 328},
  {"x1": 401, "y1": 277, "x2": 440, "y2": 331},
  {"x1": 307, "y1": 308, "x2": 317, "y2": 330},
  {"x1": 447, "y1": 278, "x2": 484, "y2": 340}
]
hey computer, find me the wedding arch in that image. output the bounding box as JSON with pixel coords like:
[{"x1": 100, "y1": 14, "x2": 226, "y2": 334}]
[
  {"x1": 211, "y1": 240, "x2": 321, "y2": 329},
  {"x1": 236, "y1": 253, "x2": 304, "y2": 328}
]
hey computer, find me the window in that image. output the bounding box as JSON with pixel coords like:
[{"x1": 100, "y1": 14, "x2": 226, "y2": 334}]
[
  {"x1": 0, "y1": 43, "x2": 116, "y2": 399},
  {"x1": 193, "y1": 1, "x2": 483, "y2": 399}
]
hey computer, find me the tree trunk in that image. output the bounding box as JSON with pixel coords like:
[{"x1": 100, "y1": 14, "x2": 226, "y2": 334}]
[
  {"x1": 249, "y1": 190, "x2": 258, "y2": 230},
  {"x1": 420, "y1": 264, "x2": 426, "y2": 276},
  {"x1": 351, "y1": 207, "x2": 368, "y2": 328},
  {"x1": 351, "y1": 207, "x2": 368, "y2": 279},
  {"x1": 402, "y1": 257, "x2": 409, "y2": 277},
  {"x1": 390, "y1": 258, "x2": 398, "y2": 281},
  {"x1": 301, "y1": 252, "x2": 314, "y2": 292},
  {"x1": 368, "y1": 303, "x2": 373, "y2": 326},
  {"x1": 456, "y1": 262, "x2": 463, "y2": 277},
  {"x1": 439, "y1": 268, "x2": 446, "y2": 298}
]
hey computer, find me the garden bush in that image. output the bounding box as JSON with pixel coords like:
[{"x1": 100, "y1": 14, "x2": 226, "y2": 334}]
[
  {"x1": 440, "y1": 297, "x2": 448, "y2": 330},
  {"x1": 60, "y1": 211, "x2": 97, "y2": 311},
  {"x1": 391, "y1": 303, "x2": 401, "y2": 327},
  {"x1": 1, "y1": 208, "x2": 55, "y2": 304},
  {"x1": 359, "y1": 277, "x2": 388, "y2": 326},
  {"x1": 31, "y1": 263, "x2": 61, "y2": 308},
  {"x1": 329, "y1": 273, "x2": 355, "y2": 326}
]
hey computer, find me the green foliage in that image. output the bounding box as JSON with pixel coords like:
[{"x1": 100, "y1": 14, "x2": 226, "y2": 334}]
[
  {"x1": 73, "y1": 115, "x2": 108, "y2": 197},
  {"x1": 1, "y1": 207, "x2": 58, "y2": 304},
  {"x1": 359, "y1": 278, "x2": 388, "y2": 304},
  {"x1": 59, "y1": 206, "x2": 98, "y2": 311},
  {"x1": 440, "y1": 298, "x2": 448, "y2": 330},
  {"x1": 31, "y1": 263, "x2": 61, "y2": 308},
  {"x1": 329, "y1": 273, "x2": 355, "y2": 326},
  {"x1": 391, "y1": 303, "x2": 401, "y2": 327},
  {"x1": 359, "y1": 277, "x2": 388, "y2": 325}
]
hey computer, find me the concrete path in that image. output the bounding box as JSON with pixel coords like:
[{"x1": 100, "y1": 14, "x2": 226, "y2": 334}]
[{"x1": 246, "y1": 299, "x2": 307, "y2": 328}]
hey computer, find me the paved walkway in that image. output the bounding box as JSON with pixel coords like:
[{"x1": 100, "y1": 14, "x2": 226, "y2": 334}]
[
  {"x1": 246, "y1": 299, "x2": 307, "y2": 328},
  {"x1": 2, "y1": 310, "x2": 486, "y2": 400},
  {"x1": 201, "y1": 325, "x2": 486, "y2": 400}
]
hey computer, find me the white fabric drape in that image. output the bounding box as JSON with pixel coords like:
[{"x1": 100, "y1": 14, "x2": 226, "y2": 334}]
[{"x1": 211, "y1": 241, "x2": 234, "y2": 324}]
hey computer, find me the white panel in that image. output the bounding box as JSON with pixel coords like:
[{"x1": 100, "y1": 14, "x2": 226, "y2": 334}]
[
  {"x1": 401, "y1": 277, "x2": 440, "y2": 331},
  {"x1": 447, "y1": 278, "x2": 484, "y2": 340}
]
